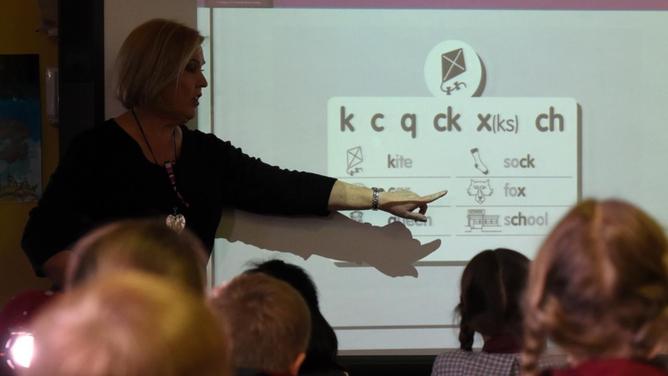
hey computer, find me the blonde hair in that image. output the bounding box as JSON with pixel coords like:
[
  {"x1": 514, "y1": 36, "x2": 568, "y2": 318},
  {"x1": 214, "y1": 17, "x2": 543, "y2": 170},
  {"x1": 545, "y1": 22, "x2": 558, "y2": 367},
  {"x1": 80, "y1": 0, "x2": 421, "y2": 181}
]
[
  {"x1": 522, "y1": 199, "x2": 668, "y2": 375},
  {"x1": 115, "y1": 18, "x2": 203, "y2": 110},
  {"x1": 26, "y1": 272, "x2": 231, "y2": 376},
  {"x1": 209, "y1": 273, "x2": 311, "y2": 373},
  {"x1": 66, "y1": 219, "x2": 208, "y2": 295}
]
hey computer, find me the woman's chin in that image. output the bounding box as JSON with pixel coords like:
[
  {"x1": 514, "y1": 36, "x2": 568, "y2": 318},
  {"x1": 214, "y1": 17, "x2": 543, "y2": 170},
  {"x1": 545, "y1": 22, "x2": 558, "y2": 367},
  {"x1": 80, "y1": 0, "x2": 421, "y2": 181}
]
[
  {"x1": 172, "y1": 110, "x2": 195, "y2": 124},
  {"x1": 184, "y1": 112, "x2": 196, "y2": 123}
]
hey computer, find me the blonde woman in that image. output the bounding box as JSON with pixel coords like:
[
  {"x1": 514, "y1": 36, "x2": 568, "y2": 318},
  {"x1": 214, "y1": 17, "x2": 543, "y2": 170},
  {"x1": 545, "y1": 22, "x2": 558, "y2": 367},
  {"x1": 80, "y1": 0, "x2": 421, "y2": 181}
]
[
  {"x1": 522, "y1": 199, "x2": 668, "y2": 376},
  {"x1": 22, "y1": 18, "x2": 446, "y2": 288}
]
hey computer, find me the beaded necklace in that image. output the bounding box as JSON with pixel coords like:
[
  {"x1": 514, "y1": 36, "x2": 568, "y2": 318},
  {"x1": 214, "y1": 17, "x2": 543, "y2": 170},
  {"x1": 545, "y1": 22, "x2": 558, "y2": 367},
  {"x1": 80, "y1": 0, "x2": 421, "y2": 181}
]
[{"x1": 131, "y1": 109, "x2": 189, "y2": 232}]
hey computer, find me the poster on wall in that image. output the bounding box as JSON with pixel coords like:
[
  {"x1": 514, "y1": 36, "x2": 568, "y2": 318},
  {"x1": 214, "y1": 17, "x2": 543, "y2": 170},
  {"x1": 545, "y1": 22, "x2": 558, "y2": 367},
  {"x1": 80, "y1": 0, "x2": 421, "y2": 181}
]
[{"x1": 0, "y1": 54, "x2": 42, "y2": 202}]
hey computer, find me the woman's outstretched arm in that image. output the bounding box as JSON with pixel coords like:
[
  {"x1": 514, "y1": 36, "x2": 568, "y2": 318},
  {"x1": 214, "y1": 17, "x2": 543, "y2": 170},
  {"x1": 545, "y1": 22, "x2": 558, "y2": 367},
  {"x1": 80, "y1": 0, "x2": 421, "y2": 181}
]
[{"x1": 327, "y1": 180, "x2": 447, "y2": 222}]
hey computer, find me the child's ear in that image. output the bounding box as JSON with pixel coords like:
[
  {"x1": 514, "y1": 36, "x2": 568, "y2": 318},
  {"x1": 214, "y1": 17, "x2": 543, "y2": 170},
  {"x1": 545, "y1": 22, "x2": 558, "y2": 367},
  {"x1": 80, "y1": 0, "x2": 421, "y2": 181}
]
[
  {"x1": 289, "y1": 352, "x2": 306, "y2": 376},
  {"x1": 209, "y1": 281, "x2": 228, "y2": 298}
]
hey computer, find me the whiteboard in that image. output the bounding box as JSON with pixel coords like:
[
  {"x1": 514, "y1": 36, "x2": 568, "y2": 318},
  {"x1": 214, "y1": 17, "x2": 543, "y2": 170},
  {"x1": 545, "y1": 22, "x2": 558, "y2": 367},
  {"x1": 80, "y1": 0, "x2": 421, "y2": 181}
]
[{"x1": 197, "y1": 7, "x2": 668, "y2": 354}]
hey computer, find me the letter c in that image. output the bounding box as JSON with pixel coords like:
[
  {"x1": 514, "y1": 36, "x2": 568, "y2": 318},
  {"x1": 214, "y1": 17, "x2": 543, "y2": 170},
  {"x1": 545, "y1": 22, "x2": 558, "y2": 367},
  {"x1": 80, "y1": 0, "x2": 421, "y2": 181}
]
[{"x1": 371, "y1": 113, "x2": 385, "y2": 131}]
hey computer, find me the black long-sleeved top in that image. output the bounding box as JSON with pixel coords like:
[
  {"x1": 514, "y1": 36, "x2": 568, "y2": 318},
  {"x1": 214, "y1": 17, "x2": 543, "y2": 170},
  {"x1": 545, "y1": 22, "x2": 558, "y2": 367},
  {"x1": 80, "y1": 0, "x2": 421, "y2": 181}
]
[{"x1": 22, "y1": 119, "x2": 336, "y2": 276}]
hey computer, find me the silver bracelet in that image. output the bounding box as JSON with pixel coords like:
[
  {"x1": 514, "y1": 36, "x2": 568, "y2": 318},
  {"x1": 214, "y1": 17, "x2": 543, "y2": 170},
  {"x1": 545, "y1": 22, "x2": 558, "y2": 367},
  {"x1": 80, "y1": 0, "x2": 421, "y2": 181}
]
[{"x1": 371, "y1": 187, "x2": 384, "y2": 210}]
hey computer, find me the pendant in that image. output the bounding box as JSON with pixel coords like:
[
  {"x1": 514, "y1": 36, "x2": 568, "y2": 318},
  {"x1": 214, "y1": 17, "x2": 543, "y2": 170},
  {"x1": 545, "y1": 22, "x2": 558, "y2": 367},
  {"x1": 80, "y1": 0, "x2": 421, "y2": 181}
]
[{"x1": 166, "y1": 213, "x2": 186, "y2": 233}]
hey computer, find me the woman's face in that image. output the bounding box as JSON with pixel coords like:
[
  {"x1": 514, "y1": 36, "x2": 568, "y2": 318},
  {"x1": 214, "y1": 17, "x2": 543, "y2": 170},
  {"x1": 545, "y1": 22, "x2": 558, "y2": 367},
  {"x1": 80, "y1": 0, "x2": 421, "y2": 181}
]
[{"x1": 160, "y1": 47, "x2": 208, "y2": 122}]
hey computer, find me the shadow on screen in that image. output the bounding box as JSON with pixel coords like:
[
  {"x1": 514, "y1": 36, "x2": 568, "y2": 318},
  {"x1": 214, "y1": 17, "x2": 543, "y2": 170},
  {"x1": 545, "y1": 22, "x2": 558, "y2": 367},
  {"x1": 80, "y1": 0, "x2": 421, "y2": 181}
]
[{"x1": 216, "y1": 210, "x2": 441, "y2": 277}]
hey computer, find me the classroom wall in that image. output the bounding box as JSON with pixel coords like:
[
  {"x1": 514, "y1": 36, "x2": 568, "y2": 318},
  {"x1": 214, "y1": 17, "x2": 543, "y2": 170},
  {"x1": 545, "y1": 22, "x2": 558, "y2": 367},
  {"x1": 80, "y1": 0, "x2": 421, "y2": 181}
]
[{"x1": 0, "y1": 0, "x2": 59, "y2": 305}]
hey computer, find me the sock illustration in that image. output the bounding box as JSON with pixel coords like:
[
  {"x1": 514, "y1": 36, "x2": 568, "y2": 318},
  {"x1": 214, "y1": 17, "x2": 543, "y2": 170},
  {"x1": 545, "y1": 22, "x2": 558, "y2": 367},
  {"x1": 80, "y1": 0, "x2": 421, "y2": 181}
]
[{"x1": 470, "y1": 148, "x2": 489, "y2": 175}]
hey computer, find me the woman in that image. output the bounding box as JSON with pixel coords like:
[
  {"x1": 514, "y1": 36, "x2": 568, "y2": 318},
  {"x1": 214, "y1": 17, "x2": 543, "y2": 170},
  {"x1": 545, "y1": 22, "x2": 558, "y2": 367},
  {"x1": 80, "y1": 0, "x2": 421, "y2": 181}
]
[
  {"x1": 431, "y1": 248, "x2": 530, "y2": 376},
  {"x1": 522, "y1": 199, "x2": 668, "y2": 376},
  {"x1": 21, "y1": 19, "x2": 446, "y2": 287}
]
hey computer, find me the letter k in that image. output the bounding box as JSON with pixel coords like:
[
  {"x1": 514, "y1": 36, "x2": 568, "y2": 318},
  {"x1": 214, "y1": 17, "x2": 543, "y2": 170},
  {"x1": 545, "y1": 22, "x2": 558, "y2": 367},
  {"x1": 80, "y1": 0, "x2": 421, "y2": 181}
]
[
  {"x1": 340, "y1": 106, "x2": 355, "y2": 132},
  {"x1": 387, "y1": 154, "x2": 396, "y2": 168}
]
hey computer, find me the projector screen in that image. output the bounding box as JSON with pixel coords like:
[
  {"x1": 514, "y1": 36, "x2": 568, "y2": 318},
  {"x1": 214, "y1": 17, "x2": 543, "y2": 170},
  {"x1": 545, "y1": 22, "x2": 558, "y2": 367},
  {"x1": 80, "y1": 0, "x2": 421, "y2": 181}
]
[{"x1": 197, "y1": 2, "x2": 668, "y2": 354}]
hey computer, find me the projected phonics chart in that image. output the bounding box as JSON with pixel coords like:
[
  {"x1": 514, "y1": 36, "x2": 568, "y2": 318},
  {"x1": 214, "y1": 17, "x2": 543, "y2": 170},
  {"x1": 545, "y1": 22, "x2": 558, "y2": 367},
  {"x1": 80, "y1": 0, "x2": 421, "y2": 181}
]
[
  {"x1": 327, "y1": 40, "x2": 579, "y2": 260},
  {"x1": 328, "y1": 98, "x2": 579, "y2": 259}
]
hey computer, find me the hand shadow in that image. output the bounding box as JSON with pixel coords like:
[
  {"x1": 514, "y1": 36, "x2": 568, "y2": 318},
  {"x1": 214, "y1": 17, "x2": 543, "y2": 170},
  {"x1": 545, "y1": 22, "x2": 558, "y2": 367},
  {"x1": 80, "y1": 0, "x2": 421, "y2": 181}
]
[{"x1": 216, "y1": 210, "x2": 441, "y2": 277}]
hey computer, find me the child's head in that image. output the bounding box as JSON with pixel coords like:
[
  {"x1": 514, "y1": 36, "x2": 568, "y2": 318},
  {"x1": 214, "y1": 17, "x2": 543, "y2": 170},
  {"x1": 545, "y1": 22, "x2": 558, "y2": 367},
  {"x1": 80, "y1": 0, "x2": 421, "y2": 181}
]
[
  {"x1": 522, "y1": 199, "x2": 668, "y2": 374},
  {"x1": 457, "y1": 248, "x2": 529, "y2": 350},
  {"x1": 26, "y1": 272, "x2": 230, "y2": 376},
  {"x1": 66, "y1": 219, "x2": 208, "y2": 295},
  {"x1": 245, "y1": 259, "x2": 345, "y2": 373},
  {"x1": 209, "y1": 273, "x2": 311, "y2": 376}
]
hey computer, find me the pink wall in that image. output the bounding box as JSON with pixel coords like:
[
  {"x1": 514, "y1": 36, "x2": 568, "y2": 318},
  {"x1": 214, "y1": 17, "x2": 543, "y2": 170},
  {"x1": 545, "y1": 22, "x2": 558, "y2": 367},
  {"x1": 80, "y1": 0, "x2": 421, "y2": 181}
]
[
  {"x1": 275, "y1": 0, "x2": 668, "y2": 9},
  {"x1": 200, "y1": 0, "x2": 668, "y2": 9}
]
